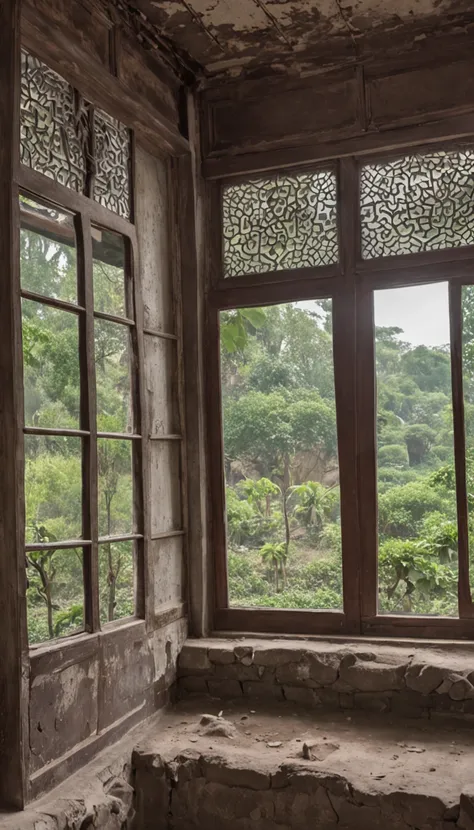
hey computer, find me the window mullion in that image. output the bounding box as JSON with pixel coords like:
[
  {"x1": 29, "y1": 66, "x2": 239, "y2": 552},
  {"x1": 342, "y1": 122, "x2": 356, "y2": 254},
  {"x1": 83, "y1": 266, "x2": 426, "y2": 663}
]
[
  {"x1": 449, "y1": 280, "x2": 473, "y2": 618},
  {"x1": 77, "y1": 212, "x2": 100, "y2": 632},
  {"x1": 335, "y1": 158, "x2": 364, "y2": 632}
]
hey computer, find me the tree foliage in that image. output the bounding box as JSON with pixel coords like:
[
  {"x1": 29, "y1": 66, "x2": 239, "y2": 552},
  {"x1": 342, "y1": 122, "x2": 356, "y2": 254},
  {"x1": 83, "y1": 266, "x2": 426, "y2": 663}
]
[
  {"x1": 223, "y1": 296, "x2": 470, "y2": 618},
  {"x1": 21, "y1": 211, "x2": 135, "y2": 643}
]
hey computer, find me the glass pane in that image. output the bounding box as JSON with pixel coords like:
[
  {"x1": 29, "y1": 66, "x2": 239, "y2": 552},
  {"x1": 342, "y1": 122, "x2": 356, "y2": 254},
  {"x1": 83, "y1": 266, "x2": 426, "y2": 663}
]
[
  {"x1": 20, "y1": 195, "x2": 77, "y2": 303},
  {"x1": 462, "y1": 286, "x2": 474, "y2": 599},
  {"x1": 223, "y1": 171, "x2": 338, "y2": 277},
  {"x1": 27, "y1": 547, "x2": 84, "y2": 645},
  {"x1": 375, "y1": 283, "x2": 458, "y2": 616},
  {"x1": 98, "y1": 438, "x2": 133, "y2": 537},
  {"x1": 93, "y1": 109, "x2": 131, "y2": 219},
  {"x1": 220, "y1": 301, "x2": 342, "y2": 610},
  {"x1": 361, "y1": 150, "x2": 474, "y2": 259},
  {"x1": 95, "y1": 319, "x2": 133, "y2": 434},
  {"x1": 99, "y1": 541, "x2": 135, "y2": 623},
  {"x1": 92, "y1": 228, "x2": 127, "y2": 318},
  {"x1": 20, "y1": 50, "x2": 87, "y2": 192},
  {"x1": 25, "y1": 435, "x2": 83, "y2": 543},
  {"x1": 22, "y1": 300, "x2": 80, "y2": 429}
]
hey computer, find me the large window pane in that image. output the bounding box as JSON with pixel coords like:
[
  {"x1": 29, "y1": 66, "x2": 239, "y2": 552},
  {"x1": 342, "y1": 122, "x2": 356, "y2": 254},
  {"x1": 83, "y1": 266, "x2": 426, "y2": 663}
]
[
  {"x1": 25, "y1": 435, "x2": 82, "y2": 543},
  {"x1": 223, "y1": 171, "x2": 338, "y2": 277},
  {"x1": 22, "y1": 300, "x2": 80, "y2": 429},
  {"x1": 27, "y1": 547, "x2": 84, "y2": 645},
  {"x1": 375, "y1": 283, "x2": 458, "y2": 616},
  {"x1": 221, "y1": 301, "x2": 342, "y2": 610},
  {"x1": 95, "y1": 319, "x2": 133, "y2": 434},
  {"x1": 99, "y1": 540, "x2": 135, "y2": 623},
  {"x1": 92, "y1": 227, "x2": 127, "y2": 318},
  {"x1": 20, "y1": 195, "x2": 77, "y2": 303},
  {"x1": 98, "y1": 438, "x2": 133, "y2": 538},
  {"x1": 361, "y1": 150, "x2": 474, "y2": 259}
]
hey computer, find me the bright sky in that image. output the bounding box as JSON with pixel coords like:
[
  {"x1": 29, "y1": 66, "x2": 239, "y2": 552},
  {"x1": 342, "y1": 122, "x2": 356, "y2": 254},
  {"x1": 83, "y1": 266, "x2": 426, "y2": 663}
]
[
  {"x1": 374, "y1": 282, "x2": 450, "y2": 348},
  {"x1": 298, "y1": 283, "x2": 450, "y2": 349}
]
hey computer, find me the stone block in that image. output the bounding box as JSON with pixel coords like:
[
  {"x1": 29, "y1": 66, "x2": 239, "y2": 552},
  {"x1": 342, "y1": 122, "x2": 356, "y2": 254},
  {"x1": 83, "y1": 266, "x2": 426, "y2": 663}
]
[
  {"x1": 234, "y1": 645, "x2": 254, "y2": 662},
  {"x1": 436, "y1": 676, "x2": 455, "y2": 695},
  {"x1": 331, "y1": 678, "x2": 354, "y2": 693},
  {"x1": 202, "y1": 756, "x2": 270, "y2": 790},
  {"x1": 276, "y1": 658, "x2": 316, "y2": 687},
  {"x1": 386, "y1": 791, "x2": 446, "y2": 828},
  {"x1": 178, "y1": 646, "x2": 212, "y2": 675},
  {"x1": 432, "y1": 693, "x2": 466, "y2": 713},
  {"x1": 254, "y1": 647, "x2": 304, "y2": 667},
  {"x1": 178, "y1": 676, "x2": 208, "y2": 695},
  {"x1": 339, "y1": 692, "x2": 354, "y2": 709},
  {"x1": 317, "y1": 688, "x2": 340, "y2": 707},
  {"x1": 242, "y1": 681, "x2": 284, "y2": 700},
  {"x1": 329, "y1": 794, "x2": 382, "y2": 830},
  {"x1": 208, "y1": 647, "x2": 235, "y2": 665},
  {"x1": 459, "y1": 791, "x2": 474, "y2": 830},
  {"x1": 354, "y1": 692, "x2": 391, "y2": 712},
  {"x1": 307, "y1": 652, "x2": 340, "y2": 685},
  {"x1": 391, "y1": 689, "x2": 428, "y2": 718},
  {"x1": 214, "y1": 663, "x2": 259, "y2": 682},
  {"x1": 106, "y1": 778, "x2": 134, "y2": 814},
  {"x1": 405, "y1": 662, "x2": 445, "y2": 695},
  {"x1": 449, "y1": 677, "x2": 474, "y2": 701},
  {"x1": 283, "y1": 686, "x2": 321, "y2": 706},
  {"x1": 207, "y1": 679, "x2": 243, "y2": 699},
  {"x1": 340, "y1": 654, "x2": 405, "y2": 692}
]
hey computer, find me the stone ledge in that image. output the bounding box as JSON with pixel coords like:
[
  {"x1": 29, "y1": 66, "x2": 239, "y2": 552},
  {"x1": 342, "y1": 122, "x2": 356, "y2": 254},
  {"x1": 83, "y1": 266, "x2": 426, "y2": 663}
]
[
  {"x1": 178, "y1": 637, "x2": 474, "y2": 719},
  {"x1": 131, "y1": 697, "x2": 474, "y2": 830}
]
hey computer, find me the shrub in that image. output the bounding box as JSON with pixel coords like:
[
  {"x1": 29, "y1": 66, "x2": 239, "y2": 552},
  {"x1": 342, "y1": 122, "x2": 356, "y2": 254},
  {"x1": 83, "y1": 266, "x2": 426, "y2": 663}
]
[{"x1": 378, "y1": 444, "x2": 409, "y2": 467}]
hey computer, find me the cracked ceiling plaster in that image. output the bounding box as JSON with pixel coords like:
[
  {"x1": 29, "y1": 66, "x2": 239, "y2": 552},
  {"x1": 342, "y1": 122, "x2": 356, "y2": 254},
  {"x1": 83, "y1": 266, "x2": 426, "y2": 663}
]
[{"x1": 131, "y1": 0, "x2": 474, "y2": 78}]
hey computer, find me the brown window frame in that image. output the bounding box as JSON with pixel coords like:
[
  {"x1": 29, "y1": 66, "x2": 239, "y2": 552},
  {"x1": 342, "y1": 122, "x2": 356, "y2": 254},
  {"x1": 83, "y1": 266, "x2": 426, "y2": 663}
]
[
  {"x1": 18, "y1": 160, "x2": 151, "y2": 643},
  {"x1": 208, "y1": 148, "x2": 474, "y2": 640}
]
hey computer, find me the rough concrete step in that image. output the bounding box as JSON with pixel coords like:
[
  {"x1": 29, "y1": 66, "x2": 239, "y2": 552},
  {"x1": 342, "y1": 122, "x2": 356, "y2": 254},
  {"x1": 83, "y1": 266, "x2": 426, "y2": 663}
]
[{"x1": 133, "y1": 696, "x2": 474, "y2": 830}]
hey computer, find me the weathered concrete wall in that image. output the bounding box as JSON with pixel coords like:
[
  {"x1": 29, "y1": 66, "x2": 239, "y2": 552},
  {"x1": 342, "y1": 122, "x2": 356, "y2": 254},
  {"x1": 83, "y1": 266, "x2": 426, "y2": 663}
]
[
  {"x1": 178, "y1": 638, "x2": 474, "y2": 721},
  {"x1": 132, "y1": 746, "x2": 474, "y2": 830}
]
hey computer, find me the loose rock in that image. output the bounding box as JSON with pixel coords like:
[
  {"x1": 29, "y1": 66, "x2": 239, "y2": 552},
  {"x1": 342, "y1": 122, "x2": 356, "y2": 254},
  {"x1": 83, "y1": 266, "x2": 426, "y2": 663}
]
[
  {"x1": 198, "y1": 715, "x2": 236, "y2": 738},
  {"x1": 302, "y1": 740, "x2": 339, "y2": 761}
]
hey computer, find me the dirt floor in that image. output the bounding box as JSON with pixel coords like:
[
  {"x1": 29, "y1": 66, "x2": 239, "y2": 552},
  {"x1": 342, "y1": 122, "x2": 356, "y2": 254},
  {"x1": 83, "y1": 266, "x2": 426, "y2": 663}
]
[{"x1": 142, "y1": 696, "x2": 474, "y2": 805}]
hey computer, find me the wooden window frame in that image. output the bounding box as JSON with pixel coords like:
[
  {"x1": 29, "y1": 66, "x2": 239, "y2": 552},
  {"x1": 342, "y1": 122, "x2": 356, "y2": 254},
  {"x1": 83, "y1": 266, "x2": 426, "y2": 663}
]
[
  {"x1": 18, "y1": 162, "x2": 151, "y2": 642},
  {"x1": 208, "y1": 149, "x2": 474, "y2": 640}
]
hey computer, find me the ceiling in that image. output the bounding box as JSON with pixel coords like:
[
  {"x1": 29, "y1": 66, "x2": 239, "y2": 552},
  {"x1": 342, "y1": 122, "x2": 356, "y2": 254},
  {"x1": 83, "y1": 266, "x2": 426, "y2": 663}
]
[{"x1": 129, "y1": 0, "x2": 474, "y2": 79}]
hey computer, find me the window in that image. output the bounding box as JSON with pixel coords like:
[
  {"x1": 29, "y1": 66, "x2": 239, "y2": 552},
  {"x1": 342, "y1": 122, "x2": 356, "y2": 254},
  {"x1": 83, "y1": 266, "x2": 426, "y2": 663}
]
[
  {"x1": 360, "y1": 149, "x2": 474, "y2": 259},
  {"x1": 20, "y1": 50, "x2": 131, "y2": 218},
  {"x1": 375, "y1": 283, "x2": 458, "y2": 617},
  {"x1": 20, "y1": 194, "x2": 140, "y2": 645},
  {"x1": 210, "y1": 150, "x2": 474, "y2": 638},
  {"x1": 220, "y1": 301, "x2": 342, "y2": 611},
  {"x1": 222, "y1": 170, "x2": 338, "y2": 277}
]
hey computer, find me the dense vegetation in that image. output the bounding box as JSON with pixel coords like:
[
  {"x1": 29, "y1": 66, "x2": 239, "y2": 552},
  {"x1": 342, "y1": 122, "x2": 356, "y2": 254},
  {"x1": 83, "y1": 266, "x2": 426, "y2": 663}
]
[
  {"x1": 21, "y1": 198, "x2": 134, "y2": 643},
  {"x1": 222, "y1": 290, "x2": 474, "y2": 617}
]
